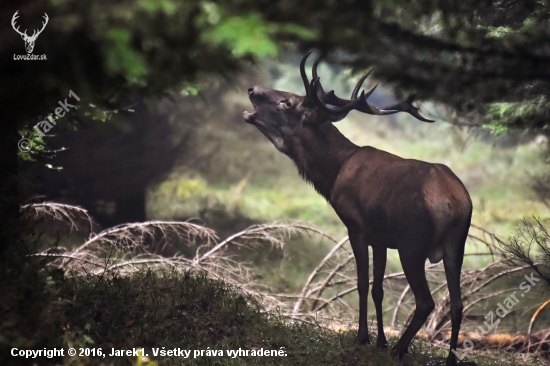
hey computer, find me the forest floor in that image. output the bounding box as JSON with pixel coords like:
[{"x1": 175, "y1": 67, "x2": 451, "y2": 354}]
[{"x1": 3, "y1": 268, "x2": 542, "y2": 366}]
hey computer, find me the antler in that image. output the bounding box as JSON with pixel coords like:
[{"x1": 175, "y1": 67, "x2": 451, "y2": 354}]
[
  {"x1": 11, "y1": 11, "x2": 49, "y2": 40},
  {"x1": 11, "y1": 11, "x2": 27, "y2": 38},
  {"x1": 31, "y1": 13, "x2": 49, "y2": 39},
  {"x1": 300, "y1": 52, "x2": 434, "y2": 123}
]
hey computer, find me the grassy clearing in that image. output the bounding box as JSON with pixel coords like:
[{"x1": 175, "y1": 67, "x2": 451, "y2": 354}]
[
  {"x1": 147, "y1": 112, "x2": 549, "y2": 276},
  {"x1": 37, "y1": 270, "x2": 542, "y2": 365},
  {"x1": 2, "y1": 208, "x2": 544, "y2": 365},
  {"x1": 7, "y1": 204, "x2": 546, "y2": 365}
]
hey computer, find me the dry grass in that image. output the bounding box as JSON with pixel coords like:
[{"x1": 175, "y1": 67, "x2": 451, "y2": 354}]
[{"x1": 21, "y1": 202, "x2": 550, "y2": 365}]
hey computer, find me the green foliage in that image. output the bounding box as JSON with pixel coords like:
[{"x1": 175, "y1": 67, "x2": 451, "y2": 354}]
[
  {"x1": 103, "y1": 28, "x2": 148, "y2": 85},
  {"x1": 479, "y1": 18, "x2": 537, "y2": 40},
  {"x1": 180, "y1": 82, "x2": 204, "y2": 96},
  {"x1": 199, "y1": 5, "x2": 315, "y2": 58},
  {"x1": 487, "y1": 99, "x2": 550, "y2": 132},
  {"x1": 17, "y1": 132, "x2": 45, "y2": 162},
  {"x1": 480, "y1": 25, "x2": 514, "y2": 38},
  {"x1": 139, "y1": 0, "x2": 177, "y2": 15},
  {"x1": 483, "y1": 122, "x2": 509, "y2": 135},
  {"x1": 203, "y1": 13, "x2": 278, "y2": 57},
  {"x1": 8, "y1": 0, "x2": 550, "y2": 176},
  {"x1": 6, "y1": 0, "x2": 550, "y2": 150}
]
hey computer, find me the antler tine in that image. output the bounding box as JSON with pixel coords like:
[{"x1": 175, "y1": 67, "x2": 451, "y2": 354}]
[
  {"x1": 38, "y1": 13, "x2": 49, "y2": 34},
  {"x1": 315, "y1": 67, "x2": 384, "y2": 116},
  {"x1": 363, "y1": 82, "x2": 379, "y2": 99},
  {"x1": 300, "y1": 50, "x2": 314, "y2": 97},
  {"x1": 311, "y1": 55, "x2": 326, "y2": 96},
  {"x1": 353, "y1": 92, "x2": 392, "y2": 115},
  {"x1": 307, "y1": 55, "x2": 362, "y2": 111},
  {"x1": 348, "y1": 70, "x2": 434, "y2": 122},
  {"x1": 310, "y1": 77, "x2": 325, "y2": 109},
  {"x1": 312, "y1": 78, "x2": 364, "y2": 114},
  {"x1": 351, "y1": 70, "x2": 372, "y2": 99},
  {"x1": 11, "y1": 10, "x2": 27, "y2": 37},
  {"x1": 33, "y1": 13, "x2": 49, "y2": 37},
  {"x1": 11, "y1": 11, "x2": 19, "y2": 27},
  {"x1": 312, "y1": 56, "x2": 321, "y2": 79},
  {"x1": 379, "y1": 95, "x2": 435, "y2": 122}
]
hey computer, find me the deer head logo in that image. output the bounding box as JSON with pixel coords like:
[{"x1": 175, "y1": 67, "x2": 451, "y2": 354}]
[{"x1": 11, "y1": 11, "x2": 49, "y2": 54}]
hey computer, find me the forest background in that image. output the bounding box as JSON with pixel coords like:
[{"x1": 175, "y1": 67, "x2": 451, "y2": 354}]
[{"x1": 1, "y1": 1, "x2": 550, "y2": 365}]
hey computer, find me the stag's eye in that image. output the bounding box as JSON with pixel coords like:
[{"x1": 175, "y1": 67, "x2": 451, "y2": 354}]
[{"x1": 279, "y1": 99, "x2": 291, "y2": 108}]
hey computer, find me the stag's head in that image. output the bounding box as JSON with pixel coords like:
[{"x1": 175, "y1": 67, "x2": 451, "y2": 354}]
[
  {"x1": 12, "y1": 11, "x2": 49, "y2": 54},
  {"x1": 244, "y1": 51, "x2": 433, "y2": 153}
]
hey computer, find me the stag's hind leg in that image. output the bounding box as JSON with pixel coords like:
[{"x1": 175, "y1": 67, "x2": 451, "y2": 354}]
[
  {"x1": 443, "y1": 224, "x2": 469, "y2": 366},
  {"x1": 392, "y1": 248, "x2": 435, "y2": 359}
]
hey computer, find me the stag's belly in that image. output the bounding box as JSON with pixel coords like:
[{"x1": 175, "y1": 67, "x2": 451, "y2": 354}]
[{"x1": 333, "y1": 192, "x2": 447, "y2": 254}]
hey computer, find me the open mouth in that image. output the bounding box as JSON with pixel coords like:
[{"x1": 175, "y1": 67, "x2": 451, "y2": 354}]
[{"x1": 243, "y1": 94, "x2": 257, "y2": 123}]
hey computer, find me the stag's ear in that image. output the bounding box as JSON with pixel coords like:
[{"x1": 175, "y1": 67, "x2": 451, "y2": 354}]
[
  {"x1": 299, "y1": 103, "x2": 348, "y2": 125},
  {"x1": 300, "y1": 108, "x2": 313, "y2": 125},
  {"x1": 325, "y1": 111, "x2": 349, "y2": 123},
  {"x1": 303, "y1": 105, "x2": 348, "y2": 124}
]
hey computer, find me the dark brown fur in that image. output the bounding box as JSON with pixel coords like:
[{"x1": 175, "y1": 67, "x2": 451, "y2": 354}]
[{"x1": 243, "y1": 60, "x2": 472, "y2": 366}]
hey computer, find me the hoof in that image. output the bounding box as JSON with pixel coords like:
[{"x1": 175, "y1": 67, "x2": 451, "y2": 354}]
[
  {"x1": 390, "y1": 346, "x2": 407, "y2": 360},
  {"x1": 445, "y1": 356, "x2": 456, "y2": 366},
  {"x1": 376, "y1": 340, "x2": 387, "y2": 349},
  {"x1": 401, "y1": 354, "x2": 415, "y2": 366},
  {"x1": 357, "y1": 332, "x2": 370, "y2": 345}
]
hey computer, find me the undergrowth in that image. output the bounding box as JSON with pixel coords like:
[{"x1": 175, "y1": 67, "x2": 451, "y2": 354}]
[{"x1": 4, "y1": 268, "x2": 540, "y2": 366}]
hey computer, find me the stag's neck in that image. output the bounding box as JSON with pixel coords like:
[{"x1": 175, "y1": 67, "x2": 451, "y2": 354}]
[{"x1": 288, "y1": 123, "x2": 359, "y2": 200}]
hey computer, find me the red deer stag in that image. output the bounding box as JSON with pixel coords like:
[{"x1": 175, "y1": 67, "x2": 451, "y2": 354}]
[{"x1": 243, "y1": 51, "x2": 472, "y2": 366}]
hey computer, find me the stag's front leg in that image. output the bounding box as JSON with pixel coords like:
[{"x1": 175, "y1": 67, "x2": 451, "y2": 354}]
[
  {"x1": 372, "y1": 246, "x2": 387, "y2": 348},
  {"x1": 349, "y1": 230, "x2": 370, "y2": 345}
]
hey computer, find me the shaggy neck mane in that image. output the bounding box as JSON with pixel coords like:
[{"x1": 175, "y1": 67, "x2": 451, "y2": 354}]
[{"x1": 288, "y1": 122, "x2": 359, "y2": 199}]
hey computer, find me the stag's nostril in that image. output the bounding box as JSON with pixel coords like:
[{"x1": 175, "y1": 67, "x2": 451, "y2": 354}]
[{"x1": 248, "y1": 88, "x2": 254, "y2": 95}]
